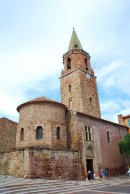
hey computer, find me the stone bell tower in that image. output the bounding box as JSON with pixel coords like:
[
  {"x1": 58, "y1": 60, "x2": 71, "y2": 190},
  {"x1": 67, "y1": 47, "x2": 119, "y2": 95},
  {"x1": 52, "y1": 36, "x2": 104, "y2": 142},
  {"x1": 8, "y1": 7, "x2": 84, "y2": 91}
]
[{"x1": 60, "y1": 28, "x2": 101, "y2": 118}]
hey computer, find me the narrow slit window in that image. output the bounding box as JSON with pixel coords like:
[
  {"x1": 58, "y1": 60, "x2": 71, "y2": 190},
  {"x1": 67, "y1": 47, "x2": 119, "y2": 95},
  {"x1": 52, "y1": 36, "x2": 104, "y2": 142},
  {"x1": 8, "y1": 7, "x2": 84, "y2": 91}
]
[
  {"x1": 20, "y1": 128, "x2": 24, "y2": 141},
  {"x1": 56, "y1": 127, "x2": 60, "y2": 140},
  {"x1": 85, "y1": 58, "x2": 88, "y2": 71},
  {"x1": 89, "y1": 97, "x2": 92, "y2": 107},
  {"x1": 69, "y1": 85, "x2": 71, "y2": 92},
  {"x1": 107, "y1": 131, "x2": 110, "y2": 143}
]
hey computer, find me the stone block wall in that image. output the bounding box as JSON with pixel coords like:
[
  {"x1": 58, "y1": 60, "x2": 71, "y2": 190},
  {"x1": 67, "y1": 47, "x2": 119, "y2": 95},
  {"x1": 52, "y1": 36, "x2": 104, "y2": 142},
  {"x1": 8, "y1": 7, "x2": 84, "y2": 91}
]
[
  {"x1": 16, "y1": 102, "x2": 67, "y2": 149},
  {"x1": 0, "y1": 148, "x2": 80, "y2": 180},
  {"x1": 61, "y1": 69, "x2": 83, "y2": 112},
  {"x1": 61, "y1": 48, "x2": 100, "y2": 118},
  {"x1": 29, "y1": 148, "x2": 79, "y2": 180},
  {"x1": 65, "y1": 111, "x2": 79, "y2": 150},
  {"x1": 0, "y1": 150, "x2": 27, "y2": 177},
  {"x1": 79, "y1": 69, "x2": 101, "y2": 118},
  {"x1": 61, "y1": 65, "x2": 100, "y2": 118},
  {"x1": 0, "y1": 118, "x2": 17, "y2": 153}
]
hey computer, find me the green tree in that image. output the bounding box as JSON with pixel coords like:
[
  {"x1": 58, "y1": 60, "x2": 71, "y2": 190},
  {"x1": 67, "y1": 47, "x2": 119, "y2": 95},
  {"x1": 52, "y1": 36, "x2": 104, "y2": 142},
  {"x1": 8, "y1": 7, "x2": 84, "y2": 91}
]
[{"x1": 118, "y1": 134, "x2": 130, "y2": 158}]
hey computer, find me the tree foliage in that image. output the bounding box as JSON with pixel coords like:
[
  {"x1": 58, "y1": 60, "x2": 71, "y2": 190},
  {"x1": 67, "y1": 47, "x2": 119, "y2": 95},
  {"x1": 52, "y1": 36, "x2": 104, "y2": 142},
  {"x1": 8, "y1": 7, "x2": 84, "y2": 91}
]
[{"x1": 118, "y1": 134, "x2": 130, "y2": 158}]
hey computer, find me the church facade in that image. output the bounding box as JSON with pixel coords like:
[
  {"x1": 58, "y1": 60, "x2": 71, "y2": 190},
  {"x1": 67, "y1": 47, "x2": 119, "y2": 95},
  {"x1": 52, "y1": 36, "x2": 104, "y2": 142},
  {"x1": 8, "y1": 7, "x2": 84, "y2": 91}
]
[{"x1": 0, "y1": 29, "x2": 128, "y2": 180}]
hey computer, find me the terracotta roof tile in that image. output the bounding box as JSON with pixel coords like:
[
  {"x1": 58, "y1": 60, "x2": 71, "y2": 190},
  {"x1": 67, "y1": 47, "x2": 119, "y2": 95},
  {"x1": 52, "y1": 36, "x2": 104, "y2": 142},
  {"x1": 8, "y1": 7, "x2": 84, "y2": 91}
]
[{"x1": 17, "y1": 96, "x2": 67, "y2": 112}]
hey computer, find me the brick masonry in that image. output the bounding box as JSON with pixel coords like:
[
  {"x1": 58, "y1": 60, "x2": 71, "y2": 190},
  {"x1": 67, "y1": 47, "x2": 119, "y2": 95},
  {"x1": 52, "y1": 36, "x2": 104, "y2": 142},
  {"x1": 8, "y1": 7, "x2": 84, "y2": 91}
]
[
  {"x1": 16, "y1": 101, "x2": 67, "y2": 150},
  {"x1": 0, "y1": 148, "x2": 79, "y2": 180},
  {"x1": 0, "y1": 118, "x2": 17, "y2": 153},
  {"x1": 61, "y1": 49, "x2": 101, "y2": 118}
]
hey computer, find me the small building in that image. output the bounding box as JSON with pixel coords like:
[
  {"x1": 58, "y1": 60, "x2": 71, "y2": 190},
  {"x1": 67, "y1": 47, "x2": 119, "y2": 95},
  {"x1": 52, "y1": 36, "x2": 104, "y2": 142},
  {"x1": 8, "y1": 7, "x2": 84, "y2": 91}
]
[
  {"x1": 0, "y1": 29, "x2": 128, "y2": 180},
  {"x1": 118, "y1": 114, "x2": 130, "y2": 133}
]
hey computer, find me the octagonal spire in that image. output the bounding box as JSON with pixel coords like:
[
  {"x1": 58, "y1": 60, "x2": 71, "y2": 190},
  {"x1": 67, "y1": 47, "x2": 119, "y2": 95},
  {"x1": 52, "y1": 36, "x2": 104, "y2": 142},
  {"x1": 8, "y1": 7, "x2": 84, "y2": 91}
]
[{"x1": 68, "y1": 28, "x2": 83, "y2": 51}]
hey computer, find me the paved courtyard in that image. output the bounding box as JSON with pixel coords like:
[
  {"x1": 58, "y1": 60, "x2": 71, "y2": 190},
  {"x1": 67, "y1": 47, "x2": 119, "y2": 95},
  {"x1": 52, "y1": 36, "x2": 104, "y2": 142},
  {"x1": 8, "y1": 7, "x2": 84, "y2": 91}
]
[{"x1": 70, "y1": 176, "x2": 130, "y2": 194}]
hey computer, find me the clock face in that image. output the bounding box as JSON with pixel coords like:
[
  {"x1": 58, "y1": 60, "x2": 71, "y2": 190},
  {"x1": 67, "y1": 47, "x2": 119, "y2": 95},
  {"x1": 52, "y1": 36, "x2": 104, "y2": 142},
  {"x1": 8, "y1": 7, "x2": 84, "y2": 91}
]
[{"x1": 86, "y1": 73, "x2": 90, "y2": 79}]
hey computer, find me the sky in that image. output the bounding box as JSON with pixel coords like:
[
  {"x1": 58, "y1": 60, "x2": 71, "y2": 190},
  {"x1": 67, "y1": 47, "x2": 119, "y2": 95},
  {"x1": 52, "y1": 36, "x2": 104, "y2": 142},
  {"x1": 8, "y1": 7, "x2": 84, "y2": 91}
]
[{"x1": 0, "y1": 0, "x2": 130, "y2": 123}]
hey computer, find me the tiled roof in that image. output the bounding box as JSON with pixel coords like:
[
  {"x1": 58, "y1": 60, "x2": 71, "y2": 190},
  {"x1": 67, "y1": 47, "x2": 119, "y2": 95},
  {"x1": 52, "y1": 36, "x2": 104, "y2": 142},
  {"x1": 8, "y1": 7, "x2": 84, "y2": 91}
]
[{"x1": 17, "y1": 96, "x2": 67, "y2": 112}]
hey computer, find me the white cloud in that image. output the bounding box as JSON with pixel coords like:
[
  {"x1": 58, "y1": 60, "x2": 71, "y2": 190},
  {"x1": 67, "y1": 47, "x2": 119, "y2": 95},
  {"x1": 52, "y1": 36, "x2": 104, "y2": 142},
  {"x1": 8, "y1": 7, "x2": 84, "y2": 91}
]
[
  {"x1": 101, "y1": 100, "x2": 121, "y2": 114},
  {"x1": 101, "y1": 98, "x2": 130, "y2": 123},
  {"x1": 121, "y1": 100, "x2": 130, "y2": 109},
  {"x1": 0, "y1": 0, "x2": 130, "y2": 123}
]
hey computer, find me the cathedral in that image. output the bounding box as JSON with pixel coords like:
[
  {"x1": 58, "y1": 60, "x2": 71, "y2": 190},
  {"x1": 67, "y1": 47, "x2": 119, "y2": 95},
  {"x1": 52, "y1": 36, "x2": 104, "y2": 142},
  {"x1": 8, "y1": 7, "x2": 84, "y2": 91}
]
[{"x1": 0, "y1": 29, "x2": 128, "y2": 180}]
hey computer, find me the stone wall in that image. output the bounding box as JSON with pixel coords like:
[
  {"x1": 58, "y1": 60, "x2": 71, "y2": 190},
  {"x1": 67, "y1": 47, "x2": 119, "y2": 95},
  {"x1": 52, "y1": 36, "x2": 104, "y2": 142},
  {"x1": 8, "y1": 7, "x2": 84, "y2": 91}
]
[
  {"x1": 99, "y1": 123, "x2": 127, "y2": 169},
  {"x1": 76, "y1": 112, "x2": 127, "y2": 176},
  {"x1": 29, "y1": 148, "x2": 79, "y2": 180},
  {"x1": 0, "y1": 148, "x2": 80, "y2": 180},
  {"x1": 61, "y1": 69, "x2": 83, "y2": 112},
  {"x1": 79, "y1": 69, "x2": 101, "y2": 118},
  {"x1": 61, "y1": 49, "x2": 100, "y2": 118},
  {"x1": 62, "y1": 49, "x2": 91, "y2": 74},
  {"x1": 0, "y1": 150, "x2": 28, "y2": 177},
  {"x1": 65, "y1": 111, "x2": 79, "y2": 150},
  {"x1": 16, "y1": 102, "x2": 67, "y2": 149},
  {"x1": 0, "y1": 118, "x2": 17, "y2": 153}
]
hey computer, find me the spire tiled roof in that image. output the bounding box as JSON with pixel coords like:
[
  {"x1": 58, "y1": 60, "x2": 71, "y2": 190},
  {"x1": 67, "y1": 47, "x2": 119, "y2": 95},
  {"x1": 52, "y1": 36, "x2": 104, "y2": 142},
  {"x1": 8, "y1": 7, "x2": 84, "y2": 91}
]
[{"x1": 68, "y1": 28, "x2": 83, "y2": 51}]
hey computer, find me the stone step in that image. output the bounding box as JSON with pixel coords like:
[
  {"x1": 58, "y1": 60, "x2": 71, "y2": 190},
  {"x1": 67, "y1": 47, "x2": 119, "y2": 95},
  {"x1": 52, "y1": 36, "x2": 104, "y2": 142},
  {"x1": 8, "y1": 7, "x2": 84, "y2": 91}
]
[
  {"x1": 0, "y1": 175, "x2": 129, "y2": 194},
  {"x1": 0, "y1": 178, "x2": 62, "y2": 187},
  {"x1": 0, "y1": 182, "x2": 73, "y2": 191},
  {"x1": 0, "y1": 177, "x2": 33, "y2": 186},
  {"x1": 0, "y1": 181, "x2": 109, "y2": 194}
]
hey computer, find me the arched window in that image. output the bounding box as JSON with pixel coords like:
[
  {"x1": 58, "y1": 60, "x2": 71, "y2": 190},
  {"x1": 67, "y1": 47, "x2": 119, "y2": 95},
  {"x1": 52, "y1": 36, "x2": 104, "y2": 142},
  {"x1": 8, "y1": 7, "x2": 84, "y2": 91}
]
[
  {"x1": 56, "y1": 127, "x2": 60, "y2": 140},
  {"x1": 85, "y1": 58, "x2": 88, "y2": 71},
  {"x1": 20, "y1": 128, "x2": 24, "y2": 141},
  {"x1": 36, "y1": 126, "x2": 43, "y2": 140},
  {"x1": 67, "y1": 57, "x2": 71, "y2": 69}
]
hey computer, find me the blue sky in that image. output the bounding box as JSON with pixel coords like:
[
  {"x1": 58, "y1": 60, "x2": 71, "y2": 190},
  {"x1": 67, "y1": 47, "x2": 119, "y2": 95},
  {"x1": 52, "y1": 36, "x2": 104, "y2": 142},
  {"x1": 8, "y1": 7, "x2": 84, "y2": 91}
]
[{"x1": 0, "y1": 0, "x2": 130, "y2": 123}]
